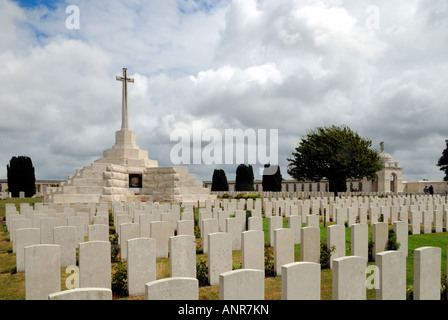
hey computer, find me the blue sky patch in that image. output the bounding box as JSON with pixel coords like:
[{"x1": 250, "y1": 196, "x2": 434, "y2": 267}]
[{"x1": 13, "y1": 0, "x2": 63, "y2": 10}]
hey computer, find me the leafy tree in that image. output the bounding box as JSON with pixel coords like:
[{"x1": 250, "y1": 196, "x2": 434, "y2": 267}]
[
  {"x1": 235, "y1": 164, "x2": 254, "y2": 192},
  {"x1": 211, "y1": 169, "x2": 229, "y2": 191},
  {"x1": 262, "y1": 164, "x2": 283, "y2": 192},
  {"x1": 437, "y1": 139, "x2": 448, "y2": 181},
  {"x1": 287, "y1": 125, "x2": 382, "y2": 193},
  {"x1": 7, "y1": 156, "x2": 36, "y2": 198}
]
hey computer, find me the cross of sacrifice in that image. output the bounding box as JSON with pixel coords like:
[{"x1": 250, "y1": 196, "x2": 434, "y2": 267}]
[{"x1": 116, "y1": 67, "x2": 134, "y2": 130}]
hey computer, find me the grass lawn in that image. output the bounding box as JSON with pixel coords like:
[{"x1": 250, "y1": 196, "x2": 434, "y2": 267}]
[{"x1": 1, "y1": 198, "x2": 448, "y2": 300}]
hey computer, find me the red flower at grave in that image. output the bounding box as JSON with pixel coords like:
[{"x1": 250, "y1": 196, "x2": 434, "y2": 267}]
[{"x1": 117, "y1": 254, "x2": 120, "y2": 259}]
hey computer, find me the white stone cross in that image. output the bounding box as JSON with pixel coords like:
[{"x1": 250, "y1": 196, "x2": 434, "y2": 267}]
[{"x1": 116, "y1": 68, "x2": 134, "y2": 130}]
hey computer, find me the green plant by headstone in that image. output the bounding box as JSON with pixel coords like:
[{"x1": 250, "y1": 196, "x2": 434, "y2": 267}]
[
  {"x1": 320, "y1": 240, "x2": 335, "y2": 269},
  {"x1": 368, "y1": 240, "x2": 374, "y2": 262},
  {"x1": 386, "y1": 229, "x2": 400, "y2": 251},
  {"x1": 109, "y1": 233, "x2": 120, "y2": 263},
  {"x1": 108, "y1": 209, "x2": 114, "y2": 227},
  {"x1": 196, "y1": 258, "x2": 208, "y2": 287},
  {"x1": 111, "y1": 259, "x2": 128, "y2": 297},
  {"x1": 264, "y1": 245, "x2": 275, "y2": 277}
]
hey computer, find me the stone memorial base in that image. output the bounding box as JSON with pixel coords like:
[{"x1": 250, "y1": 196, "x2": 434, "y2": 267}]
[{"x1": 47, "y1": 129, "x2": 215, "y2": 204}]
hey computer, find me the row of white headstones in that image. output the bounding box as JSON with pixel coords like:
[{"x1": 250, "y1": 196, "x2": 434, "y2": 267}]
[{"x1": 5, "y1": 194, "x2": 448, "y2": 300}]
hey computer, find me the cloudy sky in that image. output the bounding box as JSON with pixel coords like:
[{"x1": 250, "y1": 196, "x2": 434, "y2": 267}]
[{"x1": 1, "y1": 0, "x2": 447, "y2": 183}]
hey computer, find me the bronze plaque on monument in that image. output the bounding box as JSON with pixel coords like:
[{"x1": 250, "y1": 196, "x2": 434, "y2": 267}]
[{"x1": 129, "y1": 174, "x2": 142, "y2": 188}]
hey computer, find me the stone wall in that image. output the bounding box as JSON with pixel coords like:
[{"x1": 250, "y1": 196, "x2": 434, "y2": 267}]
[{"x1": 403, "y1": 181, "x2": 448, "y2": 194}]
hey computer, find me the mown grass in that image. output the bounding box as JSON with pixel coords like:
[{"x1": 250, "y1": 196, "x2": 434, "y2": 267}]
[
  {"x1": 0, "y1": 198, "x2": 42, "y2": 300},
  {"x1": 1, "y1": 198, "x2": 448, "y2": 300}
]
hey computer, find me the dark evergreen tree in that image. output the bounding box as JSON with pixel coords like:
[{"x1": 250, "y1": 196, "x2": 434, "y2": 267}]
[
  {"x1": 7, "y1": 156, "x2": 36, "y2": 198},
  {"x1": 211, "y1": 169, "x2": 229, "y2": 191},
  {"x1": 235, "y1": 164, "x2": 254, "y2": 192},
  {"x1": 437, "y1": 139, "x2": 448, "y2": 181},
  {"x1": 262, "y1": 164, "x2": 283, "y2": 192}
]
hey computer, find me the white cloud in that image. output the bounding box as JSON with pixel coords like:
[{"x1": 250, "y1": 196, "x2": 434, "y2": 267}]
[
  {"x1": 0, "y1": 0, "x2": 447, "y2": 183},
  {"x1": 0, "y1": 0, "x2": 33, "y2": 51}
]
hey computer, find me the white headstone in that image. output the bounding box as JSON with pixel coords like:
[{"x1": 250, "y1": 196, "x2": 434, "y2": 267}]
[
  {"x1": 281, "y1": 262, "x2": 320, "y2": 300},
  {"x1": 288, "y1": 215, "x2": 301, "y2": 244},
  {"x1": 208, "y1": 232, "x2": 232, "y2": 285},
  {"x1": 25, "y1": 244, "x2": 61, "y2": 300},
  {"x1": 393, "y1": 220, "x2": 408, "y2": 257},
  {"x1": 40, "y1": 217, "x2": 57, "y2": 244},
  {"x1": 11, "y1": 218, "x2": 32, "y2": 252},
  {"x1": 248, "y1": 216, "x2": 263, "y2": 232},
  {"x1": 87, "y1": 224, "x2": 109, "y2": 242},
  {"x1": 300, "y1": 226, "x2": 320, "y2": 263},
  {"x1": 67, "y1": 216, "x2": 85, "y2": 245},
  {"x1": 241, "y1": 230, "x2": 264, "y2": 271},
  {"x1": 150, "y1": 221, "x2": 169, "y2": 258},
  {"x1": 127, "y1": 237, "x2": 156, "y2": 297},
  {"x1": 48, "y1": 288, "x2": 112, "y2": 300},
  {"x1": 269, "y1": 216, "x2": 282, "y2": 247},
  {"x1": 177, "y1": 219, "x2": 194, "y2": 236},
  {"x1": 332, "y1": 256, "x2": 367, "y2": 300},
  {"x1": 372, "y1": 222, "x2": 388, "y2": 260},
  {"x1": 351, "y1": 223, "x2": 368, "y2": 259},
  {"x1": 53, "y1": 226, "x2": 77, "y2": 267},
  {"x1": 119, "y1": 223, "x2": 140, "y2": 260},
  {"x1": 274, "y1": 228, "x2": 294, "y2": 276},
  {"x1": 145, "y1": 278, "x2": 198, "y2": 300},
  {"x1": 226, "y1": 218, "x2": 242, "y2": 251},
  {"x1": 327, "y1": 224, "x2": 345, "y2": 268},
  {"x1": 169, "y1": 235, "x2": 196, "y2": 278},
  {"x1": 201, "y1": 218, "x2": 219, "y2": 254},
  {"x1": 79, "y1": 241, "x2": 111, "y2": 289},
  {"x1": 15, "y1": 228, "x2": 40, "y2": 272},
  {"x1": 219, "y1": 269, "x2": 264, "y2": 300},
  {"x1": 376, "y1": 250, "x2": 406, "y2": 300},
  {"x1": 414, "y1": 246, "x2": 441, "y2": 300}
]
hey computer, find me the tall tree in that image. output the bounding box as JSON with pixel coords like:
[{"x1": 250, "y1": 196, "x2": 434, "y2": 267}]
[
  {"x1": 287, "y1": 125, "x2": 382, "y2": 193},
  {"x1": 211, "y1": 169, "x2": 229, "y2": 191},
  {"x1": 235, "y1": 164, "x2": 254, "y2": 192},
  {"x1": 7, "y1": 156, "x2": 36, "y2": 197},
  {"x1": 437, "y1": 139, "x2": 448, "y2": 181},
  {"x1": 262, "y1": 164, "x2": 283, "y2": 192}
]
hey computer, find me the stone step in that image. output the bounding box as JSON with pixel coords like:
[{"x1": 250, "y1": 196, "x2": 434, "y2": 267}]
[
  {"x1": 69, "y1": 178, "x2": 106, "y2": 187},
  {"x1": 50, "y1": 193, "x2": 101, "y2": 203},
  {"x1": 178, "y1": 180, "x2": 203, "y2": 188},
  {"x1": 61, "y1": 186, "x2": 104, "y2": 194},
  {"x1": 78, "y1": 170, "x2": 105, "y2": 179},
  {"x1": 180, "y1": 193, "x2": 217, "y2": 203},
  {"x1": 105, "y1": 179, "x2": 128, "y2": 188},
  {"x1": 178, "y1": 186, "x2": 214, "y2": 195}
]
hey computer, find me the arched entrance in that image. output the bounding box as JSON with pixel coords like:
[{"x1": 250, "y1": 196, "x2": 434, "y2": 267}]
[
  {"x1": 372, "y1": 175, "x2": 378, "y2": 192},
  {"x1": 390, "y1": 173, "x2": 397, "y2": 193}
]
